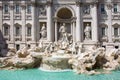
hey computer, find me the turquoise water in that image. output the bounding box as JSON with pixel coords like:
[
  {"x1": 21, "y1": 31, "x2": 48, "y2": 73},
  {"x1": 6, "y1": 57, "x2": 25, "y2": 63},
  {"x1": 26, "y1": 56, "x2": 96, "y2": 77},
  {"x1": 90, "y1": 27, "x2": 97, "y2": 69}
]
[{"x1": 0, "y1": 69, "x2": 120, "y2": 80}]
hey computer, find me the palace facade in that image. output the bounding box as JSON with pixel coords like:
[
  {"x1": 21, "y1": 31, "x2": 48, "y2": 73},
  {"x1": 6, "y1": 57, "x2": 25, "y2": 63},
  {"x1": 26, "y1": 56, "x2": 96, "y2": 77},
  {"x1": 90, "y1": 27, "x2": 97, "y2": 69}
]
[{"x1": 0, "y1": 0, "x2": 120, "y2": 50}]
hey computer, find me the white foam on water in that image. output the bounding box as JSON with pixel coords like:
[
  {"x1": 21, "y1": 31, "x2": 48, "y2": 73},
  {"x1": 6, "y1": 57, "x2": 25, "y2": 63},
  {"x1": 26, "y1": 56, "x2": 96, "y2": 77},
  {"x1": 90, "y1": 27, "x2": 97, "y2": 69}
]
[{"x1": 39, "y1": 67, "x2": 72, "y2": 72}]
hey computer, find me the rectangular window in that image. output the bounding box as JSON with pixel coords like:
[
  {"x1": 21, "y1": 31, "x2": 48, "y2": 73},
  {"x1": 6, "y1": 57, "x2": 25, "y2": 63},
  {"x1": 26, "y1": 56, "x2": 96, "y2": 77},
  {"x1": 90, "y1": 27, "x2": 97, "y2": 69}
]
[
  {"x1": 27, "y1": 27, "x2": 31, "y2": 36},
  {"x1": 16, "y1": 27, "x2": 20, "y2": 36},
  {"x1": 114, "y1": 28, "x2": 118, "y2": 36},
  {"x1": 101, "y1": 4, "x2": 105, "y2": 14},
  {"x1": 27, "y1": 5, "x2": 31, "y2": 14},
  {"x1": 4, "y1": 4, "x2": 9, "y2": 14},
  {"x1": 4, "y1": 26, "x2": 9, "y2": 36},
  {"x1": 15, "y1": 4, "x2": 20, "y2": 14},
  {"x1": 113, "y1": 4, "x2": 117, "y2": 13},
  {"x1": 102, "y1": 27, "x2": 105, "y2": 36}
]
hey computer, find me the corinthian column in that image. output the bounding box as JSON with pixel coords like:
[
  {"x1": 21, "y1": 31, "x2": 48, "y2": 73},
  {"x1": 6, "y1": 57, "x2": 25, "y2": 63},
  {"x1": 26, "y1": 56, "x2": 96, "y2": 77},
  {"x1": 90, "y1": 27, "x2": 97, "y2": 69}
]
[
  {"x1": 76, "y1": 1, "x2": 83, "y2": 42},
  {"x1": 31, "y1": 3, "x2": 36, "y2": 42},
  {"x1": 47, "y1": 0, "x2": 54, "y2": 42},
  {"x1": 0, "y1": 2, "x2": 2, "y2": 42},
  {"x1": 91, "y1": 3, "x2": 98, "y2": 42},
  {"x1": 10, "y1": 2, "x2": 14, "y2": 44},
  {"x1": 107, "y1": 3, "x2": 112, "y2": 43},
  {"x1": 21, "y1": 2, "x2": 26, "y2": 48},
  {"x1": 21, "y1": 3, "x2": 26, "y2": 43},
  {"x1": 0, "y1": 3, "x2": 2, "y2": 31}
]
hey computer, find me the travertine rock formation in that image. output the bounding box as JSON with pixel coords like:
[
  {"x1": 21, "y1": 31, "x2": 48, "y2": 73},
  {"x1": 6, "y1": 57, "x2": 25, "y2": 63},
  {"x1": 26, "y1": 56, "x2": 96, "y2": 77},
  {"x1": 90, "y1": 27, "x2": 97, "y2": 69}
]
[{"x1": 0, "y1": 41, "x2": 120, "y2": 75}]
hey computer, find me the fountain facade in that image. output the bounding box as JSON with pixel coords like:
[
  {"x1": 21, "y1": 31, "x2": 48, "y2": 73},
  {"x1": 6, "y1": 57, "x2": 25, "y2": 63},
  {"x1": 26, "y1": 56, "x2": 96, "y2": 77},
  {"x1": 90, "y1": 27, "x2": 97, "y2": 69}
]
[{"x1": 0, "y1": 24, "x2": 120, "y2": 75}]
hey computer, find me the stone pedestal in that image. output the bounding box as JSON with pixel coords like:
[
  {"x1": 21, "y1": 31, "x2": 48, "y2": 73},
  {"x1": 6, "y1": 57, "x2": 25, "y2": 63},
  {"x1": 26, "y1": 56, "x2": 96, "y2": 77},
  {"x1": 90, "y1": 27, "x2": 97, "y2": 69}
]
[
  {"x1": 106, "y1": 43, "x2": 114, "y2": 50},
  {"x1": 20, "y1": 42, "x2": 26, "y2": 49},
  {"x1": 39, "y1": 40, "x2": 52, "y2": 47},
  {"x1": 83, "y1": 40, "x2": 99, "y2": 51},
  {"x1": 8, "y1": 42, "x2": 15, "y2": 48},
  {"x1": 30, "y1": 42, "x2": 37, "y2": 49}
]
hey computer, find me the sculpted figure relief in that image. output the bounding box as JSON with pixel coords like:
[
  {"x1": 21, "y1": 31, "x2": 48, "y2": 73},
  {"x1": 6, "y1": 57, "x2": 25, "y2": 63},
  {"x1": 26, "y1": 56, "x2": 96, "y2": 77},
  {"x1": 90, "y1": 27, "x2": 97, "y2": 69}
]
[
  {"x1": 84, "y1": 5, "x2": 90, "y2": 14},
  {"x1": 84, "y1": 24, "x2": 91, "y2": 40},
  {"x1": 39, "y1": 6, "x2": 46, "y2": 16},
  {"x1": 40, "y1": 24, "x2": 47, "y2": 40}
]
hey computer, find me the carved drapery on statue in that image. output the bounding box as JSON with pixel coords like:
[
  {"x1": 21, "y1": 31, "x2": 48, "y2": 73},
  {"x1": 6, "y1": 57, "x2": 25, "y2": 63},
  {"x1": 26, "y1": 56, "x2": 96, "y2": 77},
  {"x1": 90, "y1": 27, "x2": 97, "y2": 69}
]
[
  {"x1": 40, "y1": 24, "x2": 47, "y2": 40},
  {"x1": 59, "y1": 23, "x2": 69, "y2": 42},
  {"x1": 84, "y1": 24, "x2": 91, "y2": 40}
]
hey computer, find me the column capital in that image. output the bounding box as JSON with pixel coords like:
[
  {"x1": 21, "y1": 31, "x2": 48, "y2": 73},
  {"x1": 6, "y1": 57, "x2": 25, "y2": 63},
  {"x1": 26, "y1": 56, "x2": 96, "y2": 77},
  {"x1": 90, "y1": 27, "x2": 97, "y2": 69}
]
[
  {"x1": 91, "y1": 1, "x2": 98, "y2": 8},
  {"x1": 21, "y1": 4, "x2": 26, "y2": 10},
  {"x1": 106, "y1": 3, "x2": 112, "y2": 10},
  {"x1": 72, "y1": 17, "x2": 76, "y2": 22},
  {"x1": 46, "y1": 0, "x2": 52, "y2": 6},
  {"x1": 31, "y1": 1, "x2": 38, "y2": 7},
  {"x1": 75, "y1": 1, "x2": 82, "y2": 7},
  {"x1": 10, "y1": 4, "x2": 14, "y2": 10}
]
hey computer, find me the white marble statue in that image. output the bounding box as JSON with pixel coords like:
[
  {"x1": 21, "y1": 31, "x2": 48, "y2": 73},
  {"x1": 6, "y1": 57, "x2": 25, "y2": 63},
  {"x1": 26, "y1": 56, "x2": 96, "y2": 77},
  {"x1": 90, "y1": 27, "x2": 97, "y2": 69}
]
[
  {"x1": 40, "y1": 24, "x2": 47, "y2": 40},
  {"x1": 84, "y1": 24, "x2": 91, "y2": 40},
  {"x1": 59, "y1": 23, "x2": 69, "y2": 43}
]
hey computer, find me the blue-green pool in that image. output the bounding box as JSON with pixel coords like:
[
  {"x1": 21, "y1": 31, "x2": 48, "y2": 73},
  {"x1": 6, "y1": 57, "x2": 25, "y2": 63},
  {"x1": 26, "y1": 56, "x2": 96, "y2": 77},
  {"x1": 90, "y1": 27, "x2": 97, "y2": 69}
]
[{"x1": 0, "y1": 69, "x2": 120, "y2": 80}]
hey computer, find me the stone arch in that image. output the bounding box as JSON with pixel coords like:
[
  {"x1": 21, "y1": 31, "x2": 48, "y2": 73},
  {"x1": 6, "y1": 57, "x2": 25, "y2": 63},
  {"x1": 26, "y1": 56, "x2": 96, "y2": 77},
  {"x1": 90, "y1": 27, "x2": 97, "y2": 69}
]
[
  {"x1": 2, "y1": 23, "x2": 10, "y2": 37},
  {"x1": 55, "y1": 5, "x2": 75, "y2": 18}
]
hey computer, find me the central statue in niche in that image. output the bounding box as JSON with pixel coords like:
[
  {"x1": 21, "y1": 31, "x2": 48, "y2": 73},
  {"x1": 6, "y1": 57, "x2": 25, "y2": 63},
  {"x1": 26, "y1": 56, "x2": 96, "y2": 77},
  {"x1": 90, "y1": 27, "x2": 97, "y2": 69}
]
[{"x1": 59, "y1": 23, "x2": 69, "y2": 42}]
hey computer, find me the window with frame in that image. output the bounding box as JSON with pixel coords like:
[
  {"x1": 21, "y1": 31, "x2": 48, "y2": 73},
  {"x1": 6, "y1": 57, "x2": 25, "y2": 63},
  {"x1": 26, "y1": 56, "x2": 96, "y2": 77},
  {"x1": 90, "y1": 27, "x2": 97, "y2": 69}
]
[
  {"x1": 27, "y1": 5, "x2": 31, "y2": 14},
  {"x1": 102, "y1": 27, "x2": 106, "y2": 36},
  {"x1": 15, "y1": 4, "x2": 20, "y2": 14},
  {"x1": 4, "y1": 4, "x2": 9, "y2": 14},
  {"x1": 101, "y1": 4, "x2": 105, "y2": 14},
  {"x1": 4, "y1": 26, "x2": 9, "y2": 36},
  {"x1": 15, "y1": 26, "x2": 21, "y2": 36},
  {"x1": 27, "y1": 27, "x2": 31, "y2": 36},
  {"x1": 113, "y1": 4, "x2": 117, "y2": 13},
  {"x1": 114, "y1": 27, "x2": 118, "y2": 36}
]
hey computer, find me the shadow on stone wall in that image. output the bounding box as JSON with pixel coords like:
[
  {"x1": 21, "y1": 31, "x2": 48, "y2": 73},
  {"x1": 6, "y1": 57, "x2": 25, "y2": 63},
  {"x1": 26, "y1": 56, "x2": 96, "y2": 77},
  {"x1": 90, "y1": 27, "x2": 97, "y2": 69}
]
[{"x1": 0, "y1": 30, "x2": 8, "y2": 57}]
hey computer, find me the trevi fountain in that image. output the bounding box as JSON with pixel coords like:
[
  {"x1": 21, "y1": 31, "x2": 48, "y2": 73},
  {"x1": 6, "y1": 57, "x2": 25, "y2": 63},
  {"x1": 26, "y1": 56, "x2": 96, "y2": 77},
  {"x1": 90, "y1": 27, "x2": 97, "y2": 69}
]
[{"x1": 0, "y1": 24, "x2": 120, "y2": 80}]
